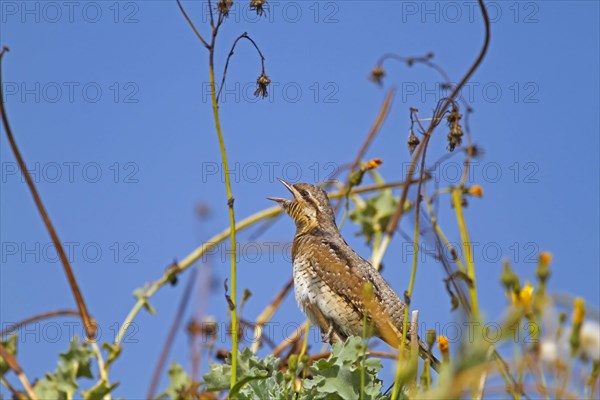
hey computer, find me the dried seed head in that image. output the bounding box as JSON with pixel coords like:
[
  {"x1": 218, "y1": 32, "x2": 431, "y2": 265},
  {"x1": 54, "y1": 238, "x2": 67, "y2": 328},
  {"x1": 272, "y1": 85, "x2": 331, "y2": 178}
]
[
  {"x1": 216, "y1": 348, "x2": 229, "y2": 360},
  {"x1": 465, "y1": 144, "x2": 484, "y2": 159},
  {"x1": 254, "y1": 73, "x2": 271, "y2": 98},
  {"x1": 407, "y1": 129, "x2": 420, "y2": 155},
  {"x1": 369, "y1": 65, "x2": 385, "y2": 86},
  {"x1": 446, "y1": 108, "x2": 464, "y2": 152},
  {"x1": 217, "y1": 0, "x2": 233, "y2": 16},
  {"x1": 188, "y1": 316, "x2": 218, "y2": 338},
  {"x1": 250, "y1": 0, "x2": 267, "y2": 16}
]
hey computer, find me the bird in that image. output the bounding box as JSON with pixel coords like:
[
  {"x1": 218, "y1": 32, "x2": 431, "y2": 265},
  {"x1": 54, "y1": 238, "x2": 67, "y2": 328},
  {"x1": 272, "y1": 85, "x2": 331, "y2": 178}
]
[{"x1": 268, "y1": 179, "x2": 440, "y2": 371}]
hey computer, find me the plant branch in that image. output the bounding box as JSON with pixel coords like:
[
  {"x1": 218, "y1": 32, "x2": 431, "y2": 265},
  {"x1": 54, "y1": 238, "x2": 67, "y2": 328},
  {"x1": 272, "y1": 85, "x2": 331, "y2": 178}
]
[
  {"x1": 251, "y1": 278, "x2": 294, "y2": 353},
  {"x1": 376, "y1": 53, "x2": 451, "y2": 83},
  {"x1": 1, "y1": 309, "x2": 79, "y2": 337},
  {"x1": 147, "y1": 267, "x2": 198, "y2": 400},
  {"x1": 175, "y1": 0, "x2": 210, "y2": 49},
  {"x1": 452, "y1": 188, "x2": 480, "y2": 319},
  {"x1": 333, "y1": 88, "x2": 396, "y2": 213},
  {"x1": 0, "y1": 46, "x2": 96, "y2": 340},
  {"x1": 371, "y1": 0, "x2": 491, "y2": 270},
  {"x1": 0, "y1": 342, "x2": 38, "y2": 400},
  {"x1": 216, "y1": 32, "x2": 266, "y2": 102}
]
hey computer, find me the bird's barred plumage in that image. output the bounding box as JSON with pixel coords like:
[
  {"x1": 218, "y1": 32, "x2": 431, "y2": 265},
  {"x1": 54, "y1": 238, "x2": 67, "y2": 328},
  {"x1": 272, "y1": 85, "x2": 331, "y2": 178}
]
[{"x1": 269, "y1": 180, "x2": 440, "y2": 371}]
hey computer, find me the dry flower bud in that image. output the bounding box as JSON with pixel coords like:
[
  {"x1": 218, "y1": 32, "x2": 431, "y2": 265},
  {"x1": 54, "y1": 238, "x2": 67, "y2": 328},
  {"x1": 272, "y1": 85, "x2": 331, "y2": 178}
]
[
  {"x1": 217, "y1": 0, "x2": 233, "y2": 16},
  {"x1": 250, "y1": 0, "x2": 267, "y2": 16},
  {"x1": 438, "y1": 335, "x2": 449, "y2": 355},
  {"x1": 361, "y1": 158, "x2": 383, "y2": 172},
  {"x1": 254, "y1": 73, "x2": 271, "y2": 98},
  {"x1": 467, "y1": 185, "x2": 484, "y2": 198},
  {"x1": 539, "y1": 252, "x2": 552, "y2": 266},
  {"x1": 369, "y1": 65, "x2": 385, "y2": 85},
  {"x1": 407, "y1": 129, "x2": 420, "y2": 155}
]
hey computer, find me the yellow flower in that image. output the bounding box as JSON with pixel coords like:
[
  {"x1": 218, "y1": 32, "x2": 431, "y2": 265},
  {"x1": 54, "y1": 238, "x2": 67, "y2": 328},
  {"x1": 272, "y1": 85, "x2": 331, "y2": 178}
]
[
  {"x1": 539, "y1": 252, "x2": 552, "y2": 266},
  {"x1": 467, "y1": 185, "x2": 484, "y2": 198},
  {"x1": 361, "y1": 158, "x2": 383, "y2": 172},
  {"x1": 511, "y1": 283, "x2": 534, "y2": 307},
  {"x1": 437, "y1": 335, "x2": 449, "y2": 354},
  {"x1": 574, "y1": 298, "x2": 586, "y2": 325}
]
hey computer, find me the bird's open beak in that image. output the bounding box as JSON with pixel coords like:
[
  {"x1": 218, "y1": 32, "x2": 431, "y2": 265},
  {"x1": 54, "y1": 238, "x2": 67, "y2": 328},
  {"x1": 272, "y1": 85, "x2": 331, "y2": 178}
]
[{"x1": 267, "y1": 178, "x2": 301, "y2": 205}]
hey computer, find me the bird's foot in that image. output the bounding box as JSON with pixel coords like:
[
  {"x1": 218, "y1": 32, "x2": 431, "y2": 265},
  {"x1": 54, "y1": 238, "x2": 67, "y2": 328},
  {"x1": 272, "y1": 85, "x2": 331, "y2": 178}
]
[{"x1": 321, "y1": 324, "x2": 334, "y2": 344}]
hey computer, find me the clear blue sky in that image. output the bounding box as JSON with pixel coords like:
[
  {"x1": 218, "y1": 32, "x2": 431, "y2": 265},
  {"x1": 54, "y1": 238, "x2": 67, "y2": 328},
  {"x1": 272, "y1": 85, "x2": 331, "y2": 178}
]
[{"x1": 1, "y1": 1, "x2": 599, "y2": 397}]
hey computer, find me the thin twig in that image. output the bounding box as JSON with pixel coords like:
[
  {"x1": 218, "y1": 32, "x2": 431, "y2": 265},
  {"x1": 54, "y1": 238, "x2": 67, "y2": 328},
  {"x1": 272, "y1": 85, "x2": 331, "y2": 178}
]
[
  {"x1": 333, "y1": 88, "x2": 396, "y2": 213},
  {"x1": 251, "y1": 278, "x2": 294, "y2": 353},
  {"x1": 216, "y1": 32, "x2": 266, "y2": 102},
  {"x1": 147, "y1": 267, "x2": 198, "y2": 400},
  {"x1": 371, "y1": 0, "x2": 491, "y2": 270},
  {"x1": 1, "y1": 309, "x2": 79, "y2": 337},
  {"x1": 0, "y1": 46, "x2": 96, "y2": 340},
  {"x1": 0, "y1": 376, "x2": 21, "y2": 398},
  {"x1": 175, "y1": 0, "x2": 210, "y2": 49},
  {"x1": 272, "y1": 324, "x2": 306, "y2": 357},
  {"x1": 207, "y1": 0, "x2": 215, "y2": 30},
  {"x1": 376, "y1": 53, "x2": 452, "y2": 83},
  {"x1": 0, "y1": 342, "x2": 38, "y2": 400}
]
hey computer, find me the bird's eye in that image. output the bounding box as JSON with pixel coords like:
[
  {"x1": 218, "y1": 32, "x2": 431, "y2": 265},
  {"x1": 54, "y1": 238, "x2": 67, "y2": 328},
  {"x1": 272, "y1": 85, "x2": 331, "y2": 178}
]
[{"x1": 300, "y1": 189, "x2": 309, "y2": 197}]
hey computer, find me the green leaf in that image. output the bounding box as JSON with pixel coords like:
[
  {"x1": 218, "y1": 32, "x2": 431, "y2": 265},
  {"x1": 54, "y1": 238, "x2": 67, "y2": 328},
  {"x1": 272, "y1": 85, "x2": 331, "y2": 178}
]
[
  {"x1": 203, "y1": 361, "x2": 232, "y2": 392},
  {"x1": 203, "y1": 347, "x2": 286, "y2": 397},
  {"x1": 133, "y1": 287, "x2": 157, "y2": 315},
  {"x1": 157, "y1": 362, "x2": 195, "y2": 399},
  {"x1": 81, "y1": 380, "x2": 119, "y2": 400},
  {"x1": 349, "y1": 191, "x2": 412, "y2": 245},
  {"x1": 0, "y1": 334, "x2": 17, "y2": 377},
  {"x1": 33, "y1": 337, "x2": 96, "y2": 400},
  {"x1": 102, "y1": 342, "x2": 122, "y2": 367},
  {"x1": 59, "y1": 338, "x2": 95, "y2": 379},
  {"x1": 228, "y1": 371, "x2": 269, "y2": 397},
  {"x1": 303, "y1": 337, "x2": 384, "y2": 400}
]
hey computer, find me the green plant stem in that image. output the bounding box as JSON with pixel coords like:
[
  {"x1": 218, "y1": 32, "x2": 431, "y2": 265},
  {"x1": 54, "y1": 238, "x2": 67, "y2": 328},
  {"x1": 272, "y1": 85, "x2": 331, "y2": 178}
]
[
  {"x1": 422, "y1": 194, "x2": 467, "y2": 274},
  {"x1": 391, "y1": 207, "x2": 421, "y2": 399},
  {"x1": 452, "y1": 187, "x2": 480, "y2": 320},
  {"x1": 89, "y1": 341, "x2": 111, "y2": 400},
  {"x1": 360, "y1": 305, "x2": 370, "y2": 400},
  {"x1": 371, "y1": 0, "x2": 490, "y2": 271},
  {"x1": 208, "y1": 44, "x2": 240, "y2": 392},
  {"x1": 113, "y1": 205, "x2": 280, "y2": 349},
  {"x1": 296, "y1": 320, "x2": 311, "y2": 396}
]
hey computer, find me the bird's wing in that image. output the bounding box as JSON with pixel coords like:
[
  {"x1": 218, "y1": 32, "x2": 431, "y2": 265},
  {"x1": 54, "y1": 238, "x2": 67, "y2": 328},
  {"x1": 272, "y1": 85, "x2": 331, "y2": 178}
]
[{"x1": 308, "y1": 236, "x2": 407, "y2": 347}]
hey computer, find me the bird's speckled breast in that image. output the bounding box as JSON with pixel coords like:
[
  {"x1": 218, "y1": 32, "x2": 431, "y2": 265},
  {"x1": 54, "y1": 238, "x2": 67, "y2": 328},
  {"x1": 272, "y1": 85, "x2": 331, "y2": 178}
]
[{"x1": 292, "y1": 238, "x2": 364, "y2": 338}]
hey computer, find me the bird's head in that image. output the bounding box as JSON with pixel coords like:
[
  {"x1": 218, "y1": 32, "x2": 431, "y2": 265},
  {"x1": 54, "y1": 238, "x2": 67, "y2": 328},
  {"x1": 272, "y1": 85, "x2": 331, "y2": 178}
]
[{"x1": 268, "y1": 180, "x2": 336, "y2": 234}]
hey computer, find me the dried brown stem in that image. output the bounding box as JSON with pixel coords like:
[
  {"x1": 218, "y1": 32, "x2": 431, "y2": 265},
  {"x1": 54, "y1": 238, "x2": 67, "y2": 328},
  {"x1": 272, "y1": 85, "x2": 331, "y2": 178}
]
[
  {"x1": 176, "y1": 0, "x2": 210, "y2": 49},
  {"x1": 146, "y1": 267, "x2": 198, "y2": 400},
  {"x1": 377, "y1": 53, "x2": 451, "y2": 83},
  {"x1": 382, "y1": 0, "x2": 491, "y2": 239},
  {"x1": 1, "y1": 309, "x2": 79, "y2": 337},
  {"x1": 271, "y1": 324, "x2": 306, "y2": 357},
  {"x1": 0, "y1": 47, "x2": 96, "y2": 340},
  {"x1": 251, "y1": 277, "x2": 294, "y2": 353},
  {"x1": 333, "y1": 88, "x2": 396, "y2": 213},
  {"x1": 216, "y1": 32, "x2": 266, "y2": 102},
  {"x1": 0, "y1": 342, "x2": 38, "y2": 400}
]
